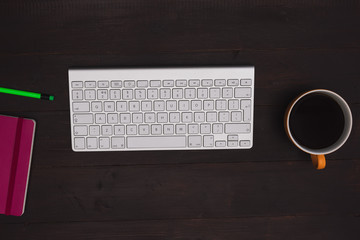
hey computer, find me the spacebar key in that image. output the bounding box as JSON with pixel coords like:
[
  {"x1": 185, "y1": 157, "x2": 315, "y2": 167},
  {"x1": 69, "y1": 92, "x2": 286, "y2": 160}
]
[{"x1": 127, "y1": 136, "x2": 186, "y2": 149}]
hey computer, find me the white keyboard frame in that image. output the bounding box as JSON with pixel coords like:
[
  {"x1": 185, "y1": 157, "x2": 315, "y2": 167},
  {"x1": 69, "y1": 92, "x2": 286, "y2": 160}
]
[{"x1": 69, "y1": 67, "x2": 254, "y2": 152}]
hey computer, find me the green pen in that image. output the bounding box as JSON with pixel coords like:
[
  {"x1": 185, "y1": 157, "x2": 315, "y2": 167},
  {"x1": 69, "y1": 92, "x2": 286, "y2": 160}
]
[{"x1": 0, "y1": 87, "x2": 54, "y2": 101}]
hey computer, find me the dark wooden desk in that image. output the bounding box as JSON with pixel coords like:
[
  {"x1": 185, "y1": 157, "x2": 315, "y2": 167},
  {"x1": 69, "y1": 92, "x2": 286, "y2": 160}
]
[{"x1": 1, "y1": 1, "x2": 360, "y2": 239}]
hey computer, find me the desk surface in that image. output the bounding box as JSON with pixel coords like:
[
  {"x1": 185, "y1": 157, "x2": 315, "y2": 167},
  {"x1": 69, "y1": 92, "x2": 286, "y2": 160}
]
[{"x1": 1, "y1": 1, "x2": 360, "y2": 239}]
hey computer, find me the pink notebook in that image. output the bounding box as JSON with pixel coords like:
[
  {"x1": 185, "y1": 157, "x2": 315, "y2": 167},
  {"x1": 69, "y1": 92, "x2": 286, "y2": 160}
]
[{"x1": 0, "y1": 115, "x2": 36, "y2": 216}]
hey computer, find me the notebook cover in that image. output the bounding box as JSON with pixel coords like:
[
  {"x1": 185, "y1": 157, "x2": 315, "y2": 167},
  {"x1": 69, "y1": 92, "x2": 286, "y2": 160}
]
[{"x1": 0, "y1": 115, "x2": 35, "y2": 216}]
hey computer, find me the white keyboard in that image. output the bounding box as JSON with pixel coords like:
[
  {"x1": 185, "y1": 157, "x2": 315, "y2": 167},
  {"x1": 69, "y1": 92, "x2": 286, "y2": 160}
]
[{"x1": 68, "y1": 67, "x2": 254, "y2": 151}]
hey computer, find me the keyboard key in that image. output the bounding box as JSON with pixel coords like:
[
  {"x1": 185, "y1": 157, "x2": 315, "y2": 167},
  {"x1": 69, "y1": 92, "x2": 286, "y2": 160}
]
[
  {"x1": 120, "y1": 113, "x2": 131, "y2": 123},
  {"x1": 163, "y1": 80, "x2": 174, "y2": 87},
  {"x1": 72, "y1": 90, "x2": 83, "y2": 100},
  {"x1": 73, "y1": 114, "x2": 93, "y2": 124},
  {"x1": 92, "y1": 102, "x2": 102, "y2": 112},
  {"x1": 214, "y1": 79, "x2": 226, "y2": 86},
  {"x1": 231, "y1": 111, "x2": 242, "y2": 122},
  {"x1": 163, "y1": 124, "x2": 174, "y2": 134},
  {"x1": 201, "y1": 79, "x2": 213, "y2": 87},
  {"x1": 240, "y1": 140, "x2": 251, "y2": 147},
  {"x1": 137, "y1": 80, "x2": 148, "y2": 87},
  {"x1": 228, "y1": 135, "x2": 238, "y2": 141},
  {"x1": 166, "y1": 101, "x2": 177, "y2": 111},
  {"x1": 135, "y1": 89, "x2": 146, "y2": 99},
  {"x1": 219, "y1": 111, "x2": 229, "y2": 122},
  {"x1": 102, "y1": 125, "x2": 112, "y2": 135},
  {"x1": 189, "y1": 79, "x2": 200, "y2": 87},
  {"x1": 241, "y1": 100, "x2": 252, "y2": 122},
  {"x1": 99, "y1": 137, "x2": 110, "y2": 149},
  {"x1": 89, "y1": 125, "x2": 100, "y2": 136},
  {"x1": 107, "y1": 113, "x2": 118, "y2": 124},
  {"x1": 148, "y1": 89, "x2": 158, "y2": 99},
  {"x1": 176, "y1": 79, "x2": 187, "y2": 87},
  {"x1": 215, "y1": 141, "x2": 226, "y2": 147},
  {"x1": 200, "y1": 123, "x2": 211, "y2": 134},
  {"x1": 129, "y1": 101, "x2": 140, "y2": 111},
  {"x1": 110, "y1": 89, "x2": 121, "y2": 100},
  {"x1": 203, "y1": 135, "x2": 214, "y2": 147},
  {"x1": 160, "y1": 89, "x2": 171, "y2": 99},
  {"x1": 228, "y1": 99, "x2": 239, "y2": 110},
  {"x1": 132, "y1": 113, "x2": 143, "y2": 123},
  {"x1": 222, "y1": 88, "x2": 233, "y2": 98},
  {"x1": 145, "y1": 113, "x2": 156, "y2": 123},
  {"x1": 176, "y1": 124, "x2": 186, "y2": 134},
  {"x1": 127, "y1": 136, "x2": 186, "y2": 148},
  {"x1": 74, "y1": 126, "x2": 87, "y2": 136},
  {"x1": 227, "y1": 79, "x2": 239, "y2": 86},
  {"x1": 74, "y1": 137, "x2": 85, "y2": 149},
  {"x1": 206, "y1": 112, "x2": 217, "y2": 122},
  {"x1": 188, "y1": 135, "x2": 202, "y2": 147},
  {"x1": 104, "y1": 101, "x2": 115, "y2": 112},
  {"x1": 224, "y1": 123, "x2": 251, "y2": 134},
  {"x1": 212, "y1": 123, "x2": 223, "y2": 134},
  {"x1": 112, "y1": 137, "x2": 125, "y2": 149},
  {"x1": 172, "y1": 89, "x2": 183, "y2": 99},
  {"x1": 185, "y1": 88, "x2": 196, "y2": 99},
  {"x1": 72, "y1": 81, "x2": 83, "y2": 88},
  {"x1": 228, "y1": 141, "x2": 238, "y2": 147},
  {"x1": 98, "y1": 81, "x2": 109, "y2": 88},
  {"x1": 216, "y1": 100, "x2": 227, "y2": 110},
  {"x1": 127, "y1": 125, "x2": 137, "y2": 135},
  {"x1": 114, "y1": 125, "x2": 125, "y2": 135},
  {"x1": 151, "y1": 124, "x2": 162, "y2": 135},
  {"x1": 150, "y1": 80, "x2": 161, "y2": 87},
  {"x1": 203, "y1": 100, "x2": 214, "y2": 110},
  {"x1": 139, "y1": 125, "x2": 150, "y2": 135},
  {"x1": 240, "y1": 79, "x2": 252, "y2": 86},
  {"x1": 182, "y1": 112, "x2": 193, "y2": 123},
  {"x1": 197, "y1": 88, "x2": 208, "y2": 99},
  {"x1": 73, "y1": 102, "x2": 90, "y2": 112},
  {"x1": 111, "y1": 80, "x2": 122, "y2": 88},
  {"x1": 169, "y1": 112, "x2": 180, "y2": 123},
  {"x1": 116, "y1": 101, "x2": 127, "y2": 112},
  {"x1": 85, "y1": 81, "x2": 96, "y2": 88},
  {"x1": 95, "y1": 113, "x2": 106, "y2": 124},
  {"x1": 142, "y1": 101, "x2": 152, "y2": 111},
  {"x1": 124, "y1": 80, "x2": 135, "y2": 88},
  {"x1": 97, "y1": 90, "x2": 108, "y2": 100},
  {"x1": 154, "y1": 101, "x2": 165, "y2": 111},
  {"x1": 191, "y1": 100, "x2": 202, "y2": 111},
  {"x1": 188, "y1": 124, "x2": 199, "y2": 134},
  {"x1": 194, "y1": 112, "x2": 205, "y2": 122},
  {"x1": 86, "y1": 137, "x2": 97, "y2": 149},
  {"x1": 85, "y1": 90, "x2": 96, "y2": 100},
  {"x1": 178, "y1": 100, "x2": 189, "y2": 111},
  {"x1": 235, "y1": 87, "x2": 251, "y2": 98},
  {"x1": 122, "y1": 89, "x2": 133, "y2": 99},
  {"x1": 209, "y1": 88, "x2": 221, "y2": 98}
]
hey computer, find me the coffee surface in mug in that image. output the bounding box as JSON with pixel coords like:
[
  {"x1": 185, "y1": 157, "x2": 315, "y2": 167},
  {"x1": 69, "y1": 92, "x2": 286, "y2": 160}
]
[{"x1": 289, "y1": 93, "x2": 345, "y2": 149}]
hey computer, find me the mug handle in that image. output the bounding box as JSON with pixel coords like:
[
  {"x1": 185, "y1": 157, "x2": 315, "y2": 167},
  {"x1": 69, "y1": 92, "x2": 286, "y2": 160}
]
[{"x1": 311, "y1": 154, "x2": 326, "y2": 170}]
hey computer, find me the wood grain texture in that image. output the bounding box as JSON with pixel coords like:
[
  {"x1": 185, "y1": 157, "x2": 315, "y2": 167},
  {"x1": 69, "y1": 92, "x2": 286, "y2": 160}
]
[
  {"x1": 1, "y1": 216, "x2": 360, "y2": 240},
  {"x1": 0, "y1": 0, "x2": 360, "y2": 239}
]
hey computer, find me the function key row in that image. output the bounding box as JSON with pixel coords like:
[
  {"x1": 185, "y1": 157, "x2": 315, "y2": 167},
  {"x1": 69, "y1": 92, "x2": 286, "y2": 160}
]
[{"x1": 71, "y1": 79, "x2": 252, "y2": 89}]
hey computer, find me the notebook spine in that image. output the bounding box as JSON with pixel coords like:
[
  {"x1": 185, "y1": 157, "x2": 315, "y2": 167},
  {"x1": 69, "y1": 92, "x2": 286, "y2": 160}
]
[{"x1": 5, "y1": 117, "x2": 23, "y2": 215}]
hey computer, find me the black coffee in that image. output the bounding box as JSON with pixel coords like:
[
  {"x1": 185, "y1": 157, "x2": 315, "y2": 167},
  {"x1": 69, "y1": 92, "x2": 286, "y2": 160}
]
[{"x1": 289, "y1": 93, "x2": 345, "y2": 149}]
